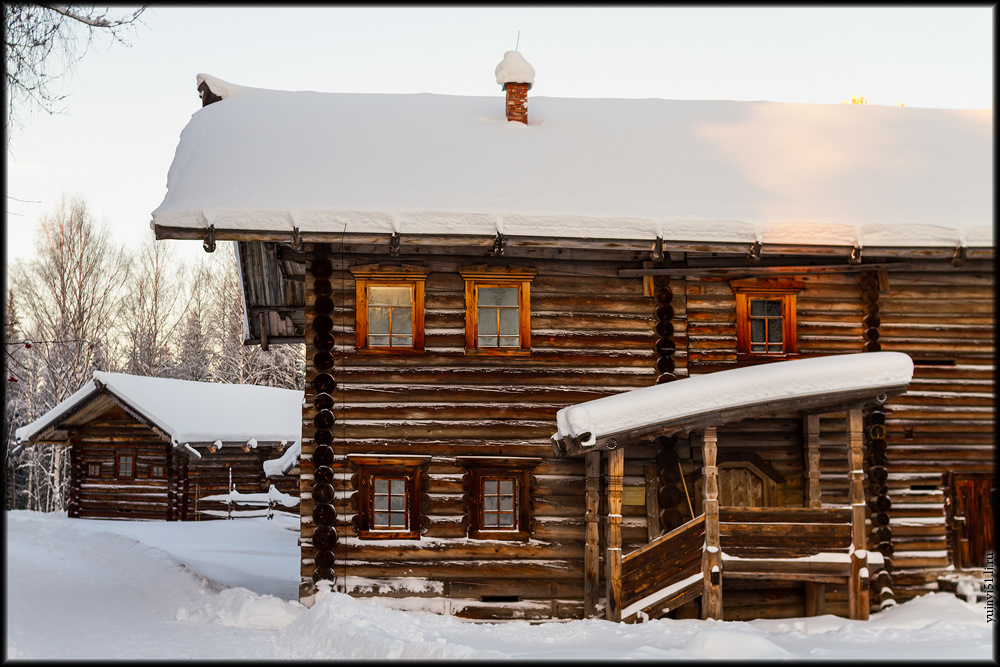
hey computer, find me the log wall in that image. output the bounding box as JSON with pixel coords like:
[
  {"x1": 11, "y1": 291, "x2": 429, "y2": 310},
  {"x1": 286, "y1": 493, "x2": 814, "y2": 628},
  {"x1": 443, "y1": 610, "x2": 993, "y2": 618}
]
[
  {"x1": 65, "y1": 404, "x2": 290, "y2": 521},
  {"x1": 299, "y1": 246, "x2": 658, "y2": 619}
]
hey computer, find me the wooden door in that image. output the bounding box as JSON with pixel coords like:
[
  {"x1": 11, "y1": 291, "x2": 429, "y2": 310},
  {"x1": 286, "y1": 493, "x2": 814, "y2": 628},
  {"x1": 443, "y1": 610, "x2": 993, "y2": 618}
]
[
  {"x1": 720, "y1": 468, "x2": 767, "y2": 507},
  {"x1": 948, "y1": 472, "x2": 994, "y2": 568}
]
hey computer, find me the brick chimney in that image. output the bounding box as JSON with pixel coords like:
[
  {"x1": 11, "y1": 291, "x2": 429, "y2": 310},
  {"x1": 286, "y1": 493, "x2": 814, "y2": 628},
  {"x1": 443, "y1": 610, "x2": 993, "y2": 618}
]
[{"x1": 495, "y1": 51, "x2": 534, "y2": 124}]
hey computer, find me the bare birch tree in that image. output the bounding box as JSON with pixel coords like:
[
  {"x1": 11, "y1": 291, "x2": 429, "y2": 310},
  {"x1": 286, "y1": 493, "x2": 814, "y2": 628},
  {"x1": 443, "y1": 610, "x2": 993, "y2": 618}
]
[
  {"x1": 121, "y1": 238, "x2": 185, "y2": 377},
  {"x1": 4, "y1": 3, "x2": 148, "y2": 134},
  {"x1": 8, "y1": 195, "x2": 131, "y2": 510}
]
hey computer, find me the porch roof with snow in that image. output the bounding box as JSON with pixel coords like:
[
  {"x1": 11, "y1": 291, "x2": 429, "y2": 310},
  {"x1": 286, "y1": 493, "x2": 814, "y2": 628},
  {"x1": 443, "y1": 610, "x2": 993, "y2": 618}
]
[
  {"x1": 551, "y1": 352, "x2": 914, "y2": 457},
  {"x1": 151, "y1": 74, "x2": 992, "y2": 254},
  {"x1": 15, "y1": 372, "x2": 303, "y2": 449}
]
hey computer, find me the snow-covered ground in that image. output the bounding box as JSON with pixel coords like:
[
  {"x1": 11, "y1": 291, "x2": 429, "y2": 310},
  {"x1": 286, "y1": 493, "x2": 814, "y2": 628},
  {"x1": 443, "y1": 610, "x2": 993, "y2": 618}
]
[{"x1": 5, "y1": 510, "x2": 994, "y2": 660}]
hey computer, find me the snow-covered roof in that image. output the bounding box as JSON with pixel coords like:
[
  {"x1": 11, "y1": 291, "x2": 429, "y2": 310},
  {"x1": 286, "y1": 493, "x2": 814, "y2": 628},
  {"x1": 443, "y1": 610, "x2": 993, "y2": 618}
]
[
  {"x1": 552, "y1": 352, "x2": 914, "y2": 456},
  {"x1": 151, "y1": 75, "x2": 992, "y2": 250},
  {"x1": 15, "y1": 372, "x2": 303, "y2": 448},
  {"x1": 263, "y1": 439, "x2": 300, "y2": 477}
]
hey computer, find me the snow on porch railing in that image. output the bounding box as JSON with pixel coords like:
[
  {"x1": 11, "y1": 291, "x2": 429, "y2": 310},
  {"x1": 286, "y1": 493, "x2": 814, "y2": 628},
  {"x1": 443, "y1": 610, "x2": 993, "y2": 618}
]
[
  {"x1": 198, "y1": 484, "x2": 298, "y2": 520},
  {"x1": 620, "y1": 514, "x2": 706, "y2": 622}
]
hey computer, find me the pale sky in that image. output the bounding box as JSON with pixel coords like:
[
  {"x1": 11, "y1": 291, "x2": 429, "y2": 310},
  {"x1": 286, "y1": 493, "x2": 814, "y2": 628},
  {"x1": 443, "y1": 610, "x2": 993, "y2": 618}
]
[{"x1": 4, "y1": 6, "x2": 993, "y2": 272}]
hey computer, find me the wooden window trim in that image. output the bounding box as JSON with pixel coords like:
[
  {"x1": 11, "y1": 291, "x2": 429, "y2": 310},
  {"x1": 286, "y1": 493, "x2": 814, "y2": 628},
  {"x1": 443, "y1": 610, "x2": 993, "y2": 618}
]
[
  {"x1": 350, "y1": 264, "x2": 429, "y2": 354},
  {"x1": 459, "y1": 266, "x2": 536, "y2": 356},
  {"x1": 87, "y1": 463, "x2": 101, "y2": 477},
  {"x1": 150, "y1": 465, "x2": 165, "y2": 478},
  {"x1": 731, "y1": 278, "x2": 803, "y2": 359},
  {"x1": 457, "y1": 457, "x2": 541, "y2": 541},
  {"x1": 115, "y1": 450, "x2": 136, "y2": 480},
  {"x1": 348, "y1": 454, "x2": 430, "y2": 540}
]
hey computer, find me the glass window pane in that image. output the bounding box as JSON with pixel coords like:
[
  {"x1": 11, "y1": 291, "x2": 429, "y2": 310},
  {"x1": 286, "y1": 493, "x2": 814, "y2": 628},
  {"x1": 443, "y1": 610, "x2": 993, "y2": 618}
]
[
  {"x1": 768, "y1": 318, "x2": 783, "y2": 343},
  {"x1": 375, "y1": 479, "x2": 388, "y2": 493},
  {"x1": 390, "y1": 495, "x2": 405, "y2": 511},
  {"x1": 374, "y1": 495, "x2": 388, "y2": 511},
  {"x1": 484, "y1": 496, "x2": 498, "y2": 511},
  {"x1": 390, "y1": 512, "x2": 406, "y2": 527},
  {"x1": 369, "y1": 286, "x2": 412, "y2": 306},
  {"x1": 498, "y1": 308, "x2": 519, "y2": 335},
  {"x1": 750, "y1": 300, "x2": 766, "y2": 316},
  {"x1": 369, "y1": 334, "x2": 391, "y2": 346},
  {"x1": 390, "y1": 479, "x2": 406, "y2": 494},
  {"x1": 499, "y1": 480, "x2": 514, "y2": 494},
  {"x1": 479, "y1": 287, "x2": 517, "y2": 307},
  {"x1": 374, "y1": 512, "x2": 389, "y2": 526},
  {"x1": 498, "y1": 336, "x2": 520, "y2": 348},
  {"x1": 478, "y1": 335, "x2": 497, "y2": 348},
  {"x1": 484, "y1": 480, "x2": 497, "y2": 494},
  {"x1": 764, "y1": 300, "x2": 782, "y2": 316},
  {"x1": 478, "y1": 308, "x2": 498, "y2": 335},
  {"x1": 750, "y1": 319, "x2": 765, "y2": 342},
  {"x1": 499, "y1": 496, "x2": 514, "y2": 511},
  {"x1": 499, "y1": 513, "x2": 514, "y2": 527},
  {"x1": 391, "y1": 309, "x2": 412, "y2": 334},
  {"x1": 484, "y1": 514, "x2": 498, "y2": 527},
  {"x1": 751, "y1": 343, "x2": 765, "y2": 352},
  {"x1": 369, "y1": 307, "x2": 391, "y2": 335}
]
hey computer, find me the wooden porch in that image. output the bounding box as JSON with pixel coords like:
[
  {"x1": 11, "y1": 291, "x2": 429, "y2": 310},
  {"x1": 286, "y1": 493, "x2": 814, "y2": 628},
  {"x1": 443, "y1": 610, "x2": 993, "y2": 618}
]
[{"x1": 592, "y1": 410, "x2": 875, "y2": 622}]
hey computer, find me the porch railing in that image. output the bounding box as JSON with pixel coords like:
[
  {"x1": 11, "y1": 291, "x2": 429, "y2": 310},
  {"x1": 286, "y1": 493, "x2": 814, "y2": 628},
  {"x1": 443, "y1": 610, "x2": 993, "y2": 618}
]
[{"x1": 620, "y1": 514, "x2": 705, "y2": 622}]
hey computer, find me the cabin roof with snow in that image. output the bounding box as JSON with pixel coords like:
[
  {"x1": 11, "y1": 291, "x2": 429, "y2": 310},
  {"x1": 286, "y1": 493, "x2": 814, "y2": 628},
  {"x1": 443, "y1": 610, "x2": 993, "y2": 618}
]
[
  {"x1": 552, "y1": 352, "x2": 914, "y2": 457},
  {"x1": 15, "y1": 372, "x2": 303, "y2": 448},
  {"x1": 151, "y1": 73, "x2": 992, "y2": 251}
]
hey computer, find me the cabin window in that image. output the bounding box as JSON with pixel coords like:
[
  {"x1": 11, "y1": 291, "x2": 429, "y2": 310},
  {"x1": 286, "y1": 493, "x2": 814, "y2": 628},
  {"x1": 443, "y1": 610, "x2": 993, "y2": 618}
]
[
  {"x1": 348, "y1": 455, "x2": 430, "y2": 540},
  {"x1": 457, "y1": 457, "x2": 541, "y2": 541},
  {"x1": 150, "y1": 465, "x2": 165, "y2": 478},
  {"x1": 116, "y1": 451, "x2": 135, "y2": 479},
  {"x1": 87, "y1": 463, "x2": 101, "y2": 477},
  {"x1": 350, "y1": 264, "x2": 429, "y2": 353},
  {"x1": 731, "y1": 279, "x2": 803, "y2": 359},
  {"x1": 459, "y1": 266, "x2": 536, "y2": 354}
]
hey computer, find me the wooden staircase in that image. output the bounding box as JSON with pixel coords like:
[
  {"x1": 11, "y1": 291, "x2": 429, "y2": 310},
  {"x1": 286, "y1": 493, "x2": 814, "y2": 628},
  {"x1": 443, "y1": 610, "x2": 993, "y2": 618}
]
[{"x1": 620, "y1": 514, "x2": 705, "y2": 622}]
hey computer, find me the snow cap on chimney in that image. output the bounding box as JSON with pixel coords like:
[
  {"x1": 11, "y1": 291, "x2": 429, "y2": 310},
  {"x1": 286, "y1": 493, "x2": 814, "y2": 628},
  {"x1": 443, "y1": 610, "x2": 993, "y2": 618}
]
[{"x1": 495, "y1": 51, "x2": 534, "y2": 124}]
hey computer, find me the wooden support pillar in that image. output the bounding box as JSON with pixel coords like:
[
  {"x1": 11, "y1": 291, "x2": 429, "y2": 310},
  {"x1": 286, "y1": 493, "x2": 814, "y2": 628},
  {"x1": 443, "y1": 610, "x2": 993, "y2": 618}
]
[
  {"x1": 605, "y1": 447, "x2": 624, "y2": 622},
  {"x1": 848, "y1": 408, "x2": 870, "y2": 620},
  {"x1": 804, "y1": 414, "x2": 822, "y2": 509},
  {"x1": 803, "y1": 414, "x2": 826, "y2": 615},
  {"x1": 645, "y1": 463, "x2": 661, "y2": 542},
  {"x1": 701, "y1": 426, "x2": 723, "y2": 620},
  {"x1": 584, "y1": 451, "x2": 601, "y2": 619}
]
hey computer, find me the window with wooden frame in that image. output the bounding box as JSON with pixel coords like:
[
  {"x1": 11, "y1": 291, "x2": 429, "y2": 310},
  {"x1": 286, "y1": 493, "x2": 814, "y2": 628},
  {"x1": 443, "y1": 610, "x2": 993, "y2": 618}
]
[
  {"x1": 350, "y1": 264, "x2": 430, "y2": 353},
  {"x1": 115, "y1": 450, "x2": 135, "y2": 479},
  {"x1": 150, "y1": 465, "x2": 165, "y2": 478},
  {"x1": 731, "y1": 278, "x2": 804, "y2": 358},
  {"x1": 348, "y1": 454, "x2": 430, "y2": 540},
  {"x1": 459, "y1": 265, "x2": 536, "y2": 354},
  {"x1": 457, "y1": 457, "x2": 541, "y2": 540},
  {"x1": 87, "y1": 463, "x2": 101, "y2": 477}
]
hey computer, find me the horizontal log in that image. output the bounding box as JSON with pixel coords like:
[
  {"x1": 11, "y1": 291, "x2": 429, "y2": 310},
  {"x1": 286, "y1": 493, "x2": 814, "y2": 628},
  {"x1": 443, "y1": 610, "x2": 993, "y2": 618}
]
[{"x1": 718, "y1": 507, "x2": 851, "y2": 523}]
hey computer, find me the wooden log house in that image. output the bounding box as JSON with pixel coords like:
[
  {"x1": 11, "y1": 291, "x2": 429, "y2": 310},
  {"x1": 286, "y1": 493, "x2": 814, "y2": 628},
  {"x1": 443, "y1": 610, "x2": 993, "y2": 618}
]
[
  {"x1": 150, "y1": 52, "x2": 993, "y2": 620},
  {"x1": 15, "y1": 372, "x2": 302, "y2": 520}
]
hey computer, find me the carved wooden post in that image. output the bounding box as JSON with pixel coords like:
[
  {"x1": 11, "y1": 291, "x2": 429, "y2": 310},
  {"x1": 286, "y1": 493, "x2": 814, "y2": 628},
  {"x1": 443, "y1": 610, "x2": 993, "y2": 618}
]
[
  {"x1": 605, "y1": 447, "x2": 624, "y2": 622},
  {"x1": 584, "y1": 450, "x2": 601, "y2": 618},
  {"x1": 803, "y1": 414, "x2": 826, "y2": 615},
  {"x1": 848, "y1": 408, "x2": 870, "y2": 620},
  {"x1": 701, "y1": 426, "x2": 723, "y2": 620}
]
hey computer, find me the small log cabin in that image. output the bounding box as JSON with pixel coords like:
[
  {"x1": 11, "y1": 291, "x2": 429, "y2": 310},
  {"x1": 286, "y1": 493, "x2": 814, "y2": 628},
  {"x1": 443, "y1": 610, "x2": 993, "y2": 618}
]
[
  {"x1": 15, "y1": 372, "x2": 302, "y2": 520},
  {"x1": 150, "y1": 52, "x2": 993, "y2": 620}
]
